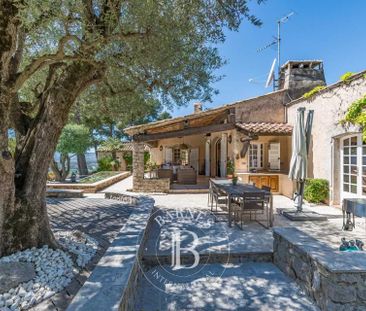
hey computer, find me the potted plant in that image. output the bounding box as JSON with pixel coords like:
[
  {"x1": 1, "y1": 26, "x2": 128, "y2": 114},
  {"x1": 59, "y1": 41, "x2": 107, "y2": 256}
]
[
  {"x1": 232, "y1": 175, "x2": 238, "y2": 185},
  {"x1": 226, "y1": 159, "x2": 235, "y2": 178},
  {"x1": 145, "y1": 160, "x2": 158, "y2": 178}
]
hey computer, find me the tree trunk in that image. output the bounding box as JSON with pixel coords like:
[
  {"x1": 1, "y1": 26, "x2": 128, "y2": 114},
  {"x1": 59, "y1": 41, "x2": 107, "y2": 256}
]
[
  {"x1": 62, "y1": 154, "x2": 71, "y2": 181},
  {"x1": 77, "y1": 153, "x2": 89, "y2": 176},
  {"x1": 50, "y1": 154, "x2": 71, "y2": 182},
  {"x1": 50, "y1": 159, "x2": 63, "y2": 182},
  {"x1": 74, "y1": 102, "x2": 89, "y2": 176},
  {"x1": 0, "y1": 0, "x2": 20, "y2": 256},
  {"x1": 0, "y1": 60, "x2": 103, "y2": 255}
]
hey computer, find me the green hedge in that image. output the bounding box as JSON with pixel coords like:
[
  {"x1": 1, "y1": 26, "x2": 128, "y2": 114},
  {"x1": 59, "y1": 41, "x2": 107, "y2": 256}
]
[
  {"x1": 97, "y1": 156, "x2": 120, "y2": 171},
  {"x1": 304, "y1": 178, "x2": 329, "y2": 203}
]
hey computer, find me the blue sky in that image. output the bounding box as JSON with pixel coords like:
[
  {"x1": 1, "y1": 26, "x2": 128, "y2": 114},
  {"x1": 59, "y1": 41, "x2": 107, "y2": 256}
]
[{"x1": 172, "y1": 0, "x2": 366, "y2": 117}]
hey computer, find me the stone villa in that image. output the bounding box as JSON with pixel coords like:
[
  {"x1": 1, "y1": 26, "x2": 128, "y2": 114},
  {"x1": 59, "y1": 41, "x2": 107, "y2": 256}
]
[{"x1": 124, "y1": 60, "x2": 366, "y2": 205}]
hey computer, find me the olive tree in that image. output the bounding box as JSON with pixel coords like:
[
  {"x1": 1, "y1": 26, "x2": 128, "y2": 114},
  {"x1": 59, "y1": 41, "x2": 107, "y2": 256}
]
[{"x1": 0, "y1": 0, "x2": 261, "y2": 255}]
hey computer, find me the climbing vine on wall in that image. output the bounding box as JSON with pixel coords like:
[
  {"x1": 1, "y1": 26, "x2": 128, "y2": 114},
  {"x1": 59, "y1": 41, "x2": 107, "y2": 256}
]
[
  {"x1": 302, "y1": 85, "x2": 326, "y2": 100},
  {"x1": 342, "y1": 95, "x2": 366, "y2": 140}
]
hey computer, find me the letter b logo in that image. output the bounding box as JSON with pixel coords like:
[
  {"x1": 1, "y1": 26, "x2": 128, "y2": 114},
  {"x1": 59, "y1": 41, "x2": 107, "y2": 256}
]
[{"x1": 171, "y1": 229, "x2": 200, "y2": 270}]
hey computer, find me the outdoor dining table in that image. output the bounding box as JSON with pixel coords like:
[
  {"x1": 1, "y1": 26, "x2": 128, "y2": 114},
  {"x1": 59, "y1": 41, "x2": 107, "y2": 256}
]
[{"x1": 210, "y1": 179, "x2": 273, "y2": 228}]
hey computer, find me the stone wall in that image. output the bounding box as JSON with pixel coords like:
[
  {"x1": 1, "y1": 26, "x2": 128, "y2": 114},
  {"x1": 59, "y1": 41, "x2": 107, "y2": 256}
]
[
  {"x1": 132, "y1": 141, "x2": 171, "y2": 193},
  {"x1": 104, "y1": 192, "x2": 140, "y2": 205},
  {"x1": 234, "y1": 89, "x2": 288, "y2": 123},
  {"x1": 286, "y1": 73, "x2": 366, "y2": 204},
  {"x1": 132, "y1": 177, "x2": 170, "y2": 193},
  {"x1": 273, "y1": 227, "x2": 366, "y2": 311}
]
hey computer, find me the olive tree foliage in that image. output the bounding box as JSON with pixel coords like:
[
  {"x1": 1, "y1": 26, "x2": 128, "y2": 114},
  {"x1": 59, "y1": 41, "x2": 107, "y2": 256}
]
[
  {"x1": 72, "y1": 83, "x2": 168, "y2": 141},
  {"x1": 0, "y1": 0, "x2": 261, "y2": 255},
  {"x1": 50, "y1": 124, "x2": 92, "y2": 181}
]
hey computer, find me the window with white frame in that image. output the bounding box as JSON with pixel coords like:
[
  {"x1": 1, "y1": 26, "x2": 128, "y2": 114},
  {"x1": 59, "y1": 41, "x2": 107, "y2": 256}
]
[
  {"x1": 173, "y1": 148, "x2": 189, "y2": 165},
  {"x1": 249, "y1": 143, "x2": 263, "y2": 169}
]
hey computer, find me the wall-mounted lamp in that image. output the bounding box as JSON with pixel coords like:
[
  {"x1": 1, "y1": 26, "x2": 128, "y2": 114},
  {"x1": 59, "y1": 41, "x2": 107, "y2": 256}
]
[{"x1": 159, "y1": 145, "x2": 163, "y2": 151}]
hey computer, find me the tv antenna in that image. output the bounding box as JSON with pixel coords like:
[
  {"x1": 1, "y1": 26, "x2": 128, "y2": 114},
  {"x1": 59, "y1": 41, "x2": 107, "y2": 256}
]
[
  {"x1": 265, "y1": 58, "x2": 277, "y2": 89},
  {"x1": 257, "y1": 12, "x2": 295, "y2": 89},
  {"x1": 277, "y1": 12, "x2": 294, "y2": 75}
]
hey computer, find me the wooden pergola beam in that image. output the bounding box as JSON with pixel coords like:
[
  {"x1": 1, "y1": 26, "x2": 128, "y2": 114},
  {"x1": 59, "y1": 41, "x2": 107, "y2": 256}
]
[{"x1": 133, "y1": 122, "x2": 235, "y2": 142}]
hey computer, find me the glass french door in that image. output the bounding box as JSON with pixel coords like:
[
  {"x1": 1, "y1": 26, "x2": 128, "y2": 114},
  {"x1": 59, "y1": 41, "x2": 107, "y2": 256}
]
[{"x1": 341, "y1": 134, "x2": 366, "y2": 199}]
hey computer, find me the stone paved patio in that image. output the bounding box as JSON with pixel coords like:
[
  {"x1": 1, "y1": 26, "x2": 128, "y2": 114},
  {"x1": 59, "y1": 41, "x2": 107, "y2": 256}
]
[
  {"x1": 103, "y1": 177, "x2": 366, "y2": 310},
  {"x1": 135, "y1": 263, "x2": 319, "y2": 311},
  {"x1": 155, "y1": 194, "x2": 366, "y2": 251},
  {"x1": 106, "y1": 176, "x2": 366, "y2": 251}
]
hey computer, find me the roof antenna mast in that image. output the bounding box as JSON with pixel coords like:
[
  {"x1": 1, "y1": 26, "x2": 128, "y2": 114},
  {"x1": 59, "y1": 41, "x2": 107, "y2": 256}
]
[
  {"x1": 256, "y1": 12, "x2": 294, "y2": 90},
  {"x1": 277, "y1": 12, "x2": 294, "y2": 77}
]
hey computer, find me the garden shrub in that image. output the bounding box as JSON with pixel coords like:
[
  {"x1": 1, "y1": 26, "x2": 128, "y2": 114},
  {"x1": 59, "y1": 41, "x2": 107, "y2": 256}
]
[
  {"x1": 304, "y1": 178, "x2": 329, "y2": 203},
  {"x1": 98, "y1": 155, "x2": 118, "y2": 171},
  {"x1": 123, "y1": 152, "x2": 133, "y2": 171}
]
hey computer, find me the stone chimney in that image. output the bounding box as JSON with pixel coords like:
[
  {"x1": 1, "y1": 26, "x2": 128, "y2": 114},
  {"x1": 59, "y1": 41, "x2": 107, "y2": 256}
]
[
  {"x1": 278, "y1": 60, "x2": 326, "y2": 100},
  {"x1": 194, "y1": 102, "x2": 203, "y2": 113}
]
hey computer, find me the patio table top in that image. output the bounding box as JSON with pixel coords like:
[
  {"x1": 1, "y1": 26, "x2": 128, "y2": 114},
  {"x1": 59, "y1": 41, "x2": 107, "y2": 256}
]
[{"x1": 210, "y1": 179, "x2": 269, "y2": 196}]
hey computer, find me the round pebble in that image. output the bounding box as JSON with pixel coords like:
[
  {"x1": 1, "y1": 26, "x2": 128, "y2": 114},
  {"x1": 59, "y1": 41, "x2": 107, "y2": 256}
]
[{"x1": 0, "y1": 230, "x2": 98, "y2": 310}]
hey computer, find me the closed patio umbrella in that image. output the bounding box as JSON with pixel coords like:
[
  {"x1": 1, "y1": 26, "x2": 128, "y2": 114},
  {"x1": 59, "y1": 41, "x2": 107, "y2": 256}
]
[{"x1": 289, "y1": 107, "x2": 312, "y2": 212}]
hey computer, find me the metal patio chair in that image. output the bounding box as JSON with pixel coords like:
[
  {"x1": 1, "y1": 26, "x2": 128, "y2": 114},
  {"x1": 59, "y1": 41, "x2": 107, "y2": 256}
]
[
  {"x1": 233, "y1": 191, "x2": 269, "y2": 229},
  {"x1": 209, "y1": 181, "x2": 228, "y2": 213}
]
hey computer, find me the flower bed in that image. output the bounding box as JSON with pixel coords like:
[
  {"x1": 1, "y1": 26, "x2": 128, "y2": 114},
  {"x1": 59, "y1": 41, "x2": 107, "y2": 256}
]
[
  {"x1": 78, "y1": 171, "x2": 120, "y2": 184},
  {"x1": 47, "y1": 171, "x2": 131, "y2": 193}
]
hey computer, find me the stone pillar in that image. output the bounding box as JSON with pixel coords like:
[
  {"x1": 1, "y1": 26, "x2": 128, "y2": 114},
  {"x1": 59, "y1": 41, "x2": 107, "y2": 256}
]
[{"x1": 132, "y1": 142, "x2": 145, "y2": 191}]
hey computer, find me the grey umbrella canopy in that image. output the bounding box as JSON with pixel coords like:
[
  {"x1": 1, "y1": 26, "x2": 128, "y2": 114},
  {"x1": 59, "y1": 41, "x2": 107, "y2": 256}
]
[
  {"x1": 289, "y1": 107, "x2": 311, "y2": 212},
  {"x1": 289, "y1": 108, "x2": 307, "y2": 181}
]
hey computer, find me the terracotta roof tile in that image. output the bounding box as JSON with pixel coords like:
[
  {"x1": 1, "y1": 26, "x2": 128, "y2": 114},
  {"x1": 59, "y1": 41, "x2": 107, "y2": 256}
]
[
  {"x1": 98, "y1": 142, "x2": 150, "y2": 152},
  {"x1": 236, "y1": 122, "x2": 293, "y2": 135}
]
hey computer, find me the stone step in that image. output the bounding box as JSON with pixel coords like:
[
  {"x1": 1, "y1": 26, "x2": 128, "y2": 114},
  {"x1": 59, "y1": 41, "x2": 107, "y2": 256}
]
[{"x1": 142, "y1": 251, "x2": 273, "y2": 268}]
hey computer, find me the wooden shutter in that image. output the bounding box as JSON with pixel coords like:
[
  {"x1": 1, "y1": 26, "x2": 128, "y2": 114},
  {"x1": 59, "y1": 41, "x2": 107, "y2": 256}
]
[
  {"x1": 268, "y1": 143, "x2": 280, "y2": 170},
  {"x1": 190, "y1": 148, "x2": 199, "y2": 174},
  {"x1": 165, "y1": 147, "x2": 173, "y2": 164}
]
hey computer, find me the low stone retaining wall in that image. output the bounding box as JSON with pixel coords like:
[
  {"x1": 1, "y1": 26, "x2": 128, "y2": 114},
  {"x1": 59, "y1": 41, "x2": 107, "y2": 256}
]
[
  {"x1": 104, "y1": 191, "x2": 140, "y2": 205},
  {"x1": 273, "y1": 227, "x2": 366, "y2": 311},
  {"x1": 132, "y1": 177, "x2": 170, "y2": 193},
  {"x1": 47, "y1": 172, "x2": 131, "y2": 193},
  {"x1": 46, "y1": 189, "x2": 84, "y2": 198},
  {"x1": 66, "y1": 193, "x2": 154, "y2": 311},
  {"x1": 142, "y1": 252, "x2": 272, "y2": 268}
]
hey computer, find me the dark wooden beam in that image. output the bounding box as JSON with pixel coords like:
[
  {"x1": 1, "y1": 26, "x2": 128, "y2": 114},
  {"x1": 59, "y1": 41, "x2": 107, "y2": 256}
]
[
  {"x1": 145, "y1": 141, "x2": 158, "y2": 148},
  {"x1": 133, "y1": 122, "x2": 235, "y2": 142}
]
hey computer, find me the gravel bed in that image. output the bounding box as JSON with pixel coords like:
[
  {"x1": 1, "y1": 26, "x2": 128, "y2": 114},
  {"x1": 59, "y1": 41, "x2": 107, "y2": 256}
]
[{"x1": 0, "y1": 231, "x2": 98, "y2": 310}]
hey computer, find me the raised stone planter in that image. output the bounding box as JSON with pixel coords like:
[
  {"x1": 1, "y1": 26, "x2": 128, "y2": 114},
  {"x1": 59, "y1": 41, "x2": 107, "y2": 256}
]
[
  {"x1": 273, "y1": 227, "x2": 366, "y2": 311},
  {"x1": 47, "y1": 172, "x2": 131, "y2": 193},
  {"x1": 66, "y1": 193, "x2": 154, "y2": 311}
]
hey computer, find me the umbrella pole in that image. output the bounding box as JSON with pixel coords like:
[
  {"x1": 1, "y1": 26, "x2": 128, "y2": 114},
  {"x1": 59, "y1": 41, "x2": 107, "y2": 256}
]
[{"x1": 297, "y1": 180, "x2": 305, "y2": 212}]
